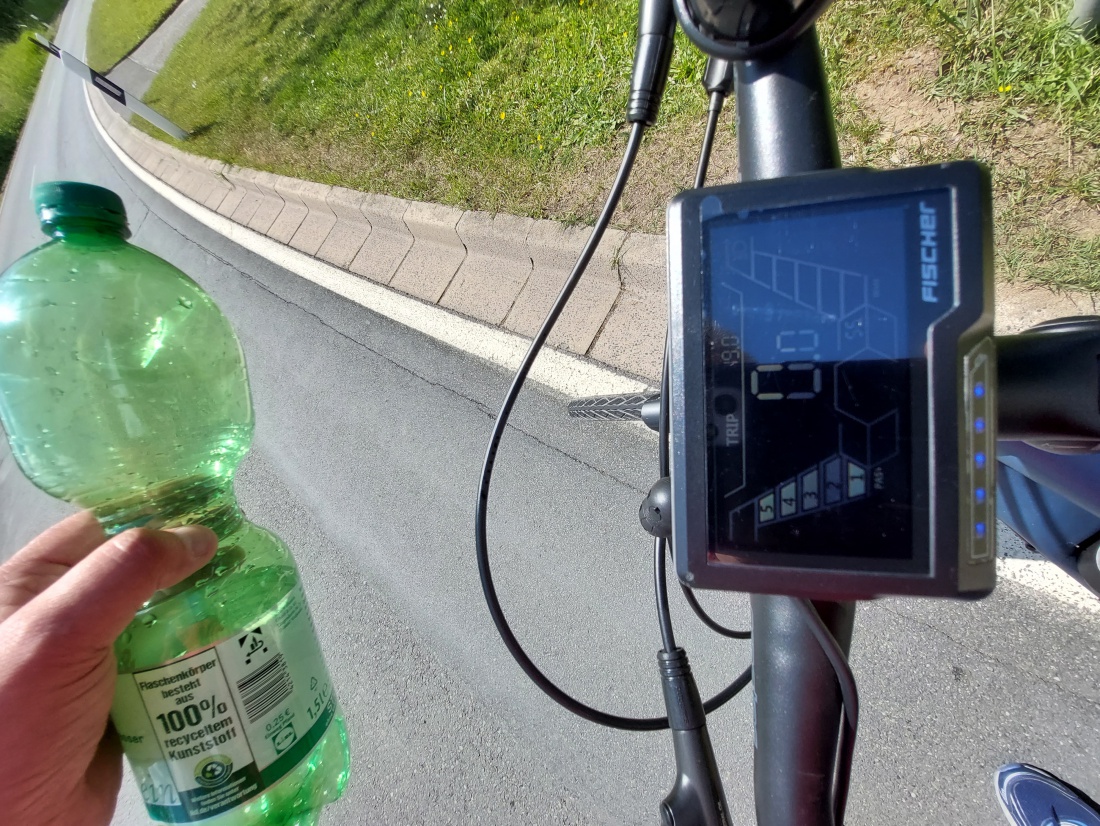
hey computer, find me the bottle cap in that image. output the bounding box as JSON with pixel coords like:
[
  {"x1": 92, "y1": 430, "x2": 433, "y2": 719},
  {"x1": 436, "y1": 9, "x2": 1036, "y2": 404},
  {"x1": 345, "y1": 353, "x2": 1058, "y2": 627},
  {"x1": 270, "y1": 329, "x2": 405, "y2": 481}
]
[{"x1": 33, "y1": 181, "x2": 130, "y2": 237}]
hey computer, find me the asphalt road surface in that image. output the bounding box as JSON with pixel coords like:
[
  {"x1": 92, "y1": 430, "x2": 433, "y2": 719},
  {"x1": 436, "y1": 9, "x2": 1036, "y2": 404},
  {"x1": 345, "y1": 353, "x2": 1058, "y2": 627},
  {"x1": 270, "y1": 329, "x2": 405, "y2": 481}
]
[{"x1": 2, "y1": 2, "x2": 1099, "y2": 823}]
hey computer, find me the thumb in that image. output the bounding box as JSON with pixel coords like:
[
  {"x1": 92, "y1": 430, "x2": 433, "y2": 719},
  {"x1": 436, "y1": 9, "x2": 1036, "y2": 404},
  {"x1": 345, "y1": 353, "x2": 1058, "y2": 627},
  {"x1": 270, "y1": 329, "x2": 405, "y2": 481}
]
[{"x1": 20, "y1": 526, "x2": 218, "y2": 650}]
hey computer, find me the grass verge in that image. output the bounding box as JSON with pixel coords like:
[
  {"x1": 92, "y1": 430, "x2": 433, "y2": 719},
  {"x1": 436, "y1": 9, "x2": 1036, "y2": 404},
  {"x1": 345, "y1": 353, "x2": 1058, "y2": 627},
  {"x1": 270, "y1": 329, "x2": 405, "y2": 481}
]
[
  {"x1": 141, "y1": 0, "x2": 1099, "y2": 290},
  {"x1": 0, "y1": 0, "x2": 66, "y2": 191},
  {"x1": 86, "y1": 0, "x2": 180, "y2": 72},
  {"x1": 144, "y1": 0, "x2": 707, "y2": 218}
]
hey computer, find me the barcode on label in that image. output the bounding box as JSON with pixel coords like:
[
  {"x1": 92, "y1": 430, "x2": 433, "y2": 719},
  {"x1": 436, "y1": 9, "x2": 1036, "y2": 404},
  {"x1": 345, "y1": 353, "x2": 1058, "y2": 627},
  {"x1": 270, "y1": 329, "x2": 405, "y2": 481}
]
[{"x1": 237, "y1": 654, "x2": 293, "y2": 723}]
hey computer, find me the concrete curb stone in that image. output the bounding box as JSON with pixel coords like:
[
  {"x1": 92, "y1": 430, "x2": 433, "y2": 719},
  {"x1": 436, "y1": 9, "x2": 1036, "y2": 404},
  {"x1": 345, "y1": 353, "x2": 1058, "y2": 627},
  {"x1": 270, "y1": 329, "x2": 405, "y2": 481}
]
[
  {"x1": 443, "y1": 211, "x2": 534, "y2": 325},
  {"x1": 103, "y1": 102, "x2": 128, "y2": 147},
  {"x1": 176, "y1": 164, "x2": 210, "y2": 203},
  {"x1": 161, "y1": 147, "x2": 192, "y2": 190},
  {"x1": 389, "y1": 201, "x2": 467, "y2": 303},
  {"x1": 117, "y1": 128, "x2": 146, "y2": 167},
  {"x1": 288, "y1": 181, "x2": 338, "y2": 256},
  {"x1": 215, "y1": 167, "x2": 250, "y2": 218},
  {"x1": 589, "y1": 232, "x2": 667, "y2": 378},
  {"x1": 151, "y1": 152, "x2": 181, "y2": 189},
  {"x1": 505, "y1": 221, "x2": 626, "y2": 357},
  {"x1": 318, "y1": 186, "x2": 371, "y2": 268},
  {"x1": 170, "y1": 150, "x2": 207, "y2": 200},
  {"x1": 246, "y1": 170, "x2": 286, "y2": 236},
  {"x1": 224, "y1": 167, "x2": 262, "y2": 223},
  {"x1": 131, "y1": 132, "x2": 160, "y2": 173},
  {"x1": 268, "y1": 177, "x2": 309, "y2": 245},
  {"x1": 351, "y1": 193, "x2": 413, "y2": 285},
  {"x1": 196, "y1": 159, "x2": 232, "y2": 212},
  {"x1": 109, "y1": 117, "x2": 138, "y2": 161}
]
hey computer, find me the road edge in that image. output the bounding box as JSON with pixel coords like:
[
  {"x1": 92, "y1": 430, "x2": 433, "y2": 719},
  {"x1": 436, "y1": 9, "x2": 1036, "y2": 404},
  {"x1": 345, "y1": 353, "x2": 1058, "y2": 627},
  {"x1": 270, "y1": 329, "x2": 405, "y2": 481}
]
[{"x1": 86, "y1": 89, "x2": 653, "y2": 401}]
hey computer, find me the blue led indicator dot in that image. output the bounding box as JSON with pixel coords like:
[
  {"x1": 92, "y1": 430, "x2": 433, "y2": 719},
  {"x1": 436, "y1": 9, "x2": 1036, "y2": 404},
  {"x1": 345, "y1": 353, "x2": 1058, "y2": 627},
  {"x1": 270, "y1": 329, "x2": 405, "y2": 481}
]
[
  {"x1": 975, "y1": 417, "x2": 986, "y2": 433},
  {"x1": 975, "y1": 452, "x2": 986, "y2": 469},
  {"x1": 976, "y1": 488, "x2": 986, "y2": 503},
  {"x1": 976, "y1": 522, "x2": 986, "y2": 539},
  {"x1": 974, "y1": 383, "x2": 985, "y2": 399}
]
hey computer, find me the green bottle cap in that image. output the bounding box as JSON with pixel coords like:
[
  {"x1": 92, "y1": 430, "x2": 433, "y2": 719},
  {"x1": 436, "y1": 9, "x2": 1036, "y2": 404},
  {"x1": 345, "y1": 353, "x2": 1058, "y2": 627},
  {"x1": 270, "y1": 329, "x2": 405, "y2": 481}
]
[{"x1": 33, "y1": 181, "x2": 130, "y2": 237}]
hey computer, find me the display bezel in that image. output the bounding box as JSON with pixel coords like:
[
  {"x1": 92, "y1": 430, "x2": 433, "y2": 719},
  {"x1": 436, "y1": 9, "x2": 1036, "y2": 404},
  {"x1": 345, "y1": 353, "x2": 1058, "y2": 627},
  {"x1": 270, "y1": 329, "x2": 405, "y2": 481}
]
[{"x1": 667, "y1": 162, "x2": 994, "y2": 599}]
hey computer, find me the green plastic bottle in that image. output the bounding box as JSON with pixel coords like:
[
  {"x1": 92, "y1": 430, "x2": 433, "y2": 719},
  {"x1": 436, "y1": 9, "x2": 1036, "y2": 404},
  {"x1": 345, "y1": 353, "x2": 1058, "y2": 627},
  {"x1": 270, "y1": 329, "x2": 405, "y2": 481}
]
[{"x1": 0, "y1": 182, "x2": 350, "y2": 825}]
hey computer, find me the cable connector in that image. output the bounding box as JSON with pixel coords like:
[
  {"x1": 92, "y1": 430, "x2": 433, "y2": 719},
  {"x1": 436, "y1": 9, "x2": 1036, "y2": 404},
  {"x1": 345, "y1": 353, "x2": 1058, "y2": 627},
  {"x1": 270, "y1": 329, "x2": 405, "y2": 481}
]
[
  {"x1": 628, "y1": 0, "x2": 677, "y2": 125},
  {"x1": 702, "y1": 57, "x2": 734, "y2": 96},
  {"x1": 658, "y1": 648, "x2": 731, "y2": 826}
]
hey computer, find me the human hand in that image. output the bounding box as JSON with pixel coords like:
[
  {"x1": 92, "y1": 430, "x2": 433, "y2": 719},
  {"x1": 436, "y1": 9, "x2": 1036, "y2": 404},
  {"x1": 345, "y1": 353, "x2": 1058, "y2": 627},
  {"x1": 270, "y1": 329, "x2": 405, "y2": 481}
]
[{"x1": 0, "y1": 512, "x2": 217, "y2": 826}]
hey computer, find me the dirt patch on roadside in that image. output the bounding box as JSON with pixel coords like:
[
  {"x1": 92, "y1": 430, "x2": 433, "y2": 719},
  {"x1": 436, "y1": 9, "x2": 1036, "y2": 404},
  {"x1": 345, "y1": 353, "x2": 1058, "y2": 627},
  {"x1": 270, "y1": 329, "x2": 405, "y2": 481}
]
[
  {"x1": 536, "y1": 42, "x2": 1099, "y2": 289},
  {"x1": 851, "y1": 47, "x2": 1100, "y2": 247},
  {"x1": 548, "y1": 107, "x2": 740, "y2": 236}
]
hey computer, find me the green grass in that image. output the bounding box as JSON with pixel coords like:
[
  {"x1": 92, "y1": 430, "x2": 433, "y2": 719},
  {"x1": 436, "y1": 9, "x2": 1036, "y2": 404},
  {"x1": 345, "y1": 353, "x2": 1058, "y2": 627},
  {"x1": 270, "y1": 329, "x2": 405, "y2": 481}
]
[
  {"x1": 0, "y1": 0, "x2": 66, "y2": 190},
  {"x1": 142, "y1": 0, "x2": 707, "y2": 217},
  {"x1": 821, "y1": 0, "x2": 1100, "y2": 143},
  {"x1": 142, "y1": 0, "x2": 1100, "y2": 290},
  {"x1": 86, "y1": 0, "x2": 180, "y2": 72}
]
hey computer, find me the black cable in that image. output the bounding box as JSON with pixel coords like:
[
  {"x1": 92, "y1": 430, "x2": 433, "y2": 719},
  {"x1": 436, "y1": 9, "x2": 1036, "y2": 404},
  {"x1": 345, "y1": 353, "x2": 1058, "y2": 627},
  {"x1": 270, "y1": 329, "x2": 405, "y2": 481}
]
[
  {"x1": 475, "y1": 124, "x2": 657, "y2": 731},
  {"x1": 679, "y1": 585, "x2": 751, "y2": 639},
  {"x1": 660, "y1": 535, "x2": 752, "y2": 714},
  {"x1": 475, "y1": 123, "x2": 750, "y2": 731},
  {"x1": 659, "y1": 534, "x2": 753, "y2": 708},
  {"x1": 794, "y1": 599, "x2": 859, "y2": 825},
  {"x1": 705, "y1": 663, "x2": 752, "y2": 710},
  {"x1": 694, "y1": 91, "x2": 725, "y2": 189},
  {"x1": 654, "y1": 538, "x2": 677, "y2": 653}
]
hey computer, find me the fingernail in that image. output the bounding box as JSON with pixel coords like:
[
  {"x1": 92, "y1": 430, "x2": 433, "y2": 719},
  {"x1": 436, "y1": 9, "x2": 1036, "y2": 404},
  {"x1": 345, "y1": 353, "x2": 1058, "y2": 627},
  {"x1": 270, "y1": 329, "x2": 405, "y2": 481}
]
[{"x1": 168, "y1": 525, "x2": 218, "y2": 557}]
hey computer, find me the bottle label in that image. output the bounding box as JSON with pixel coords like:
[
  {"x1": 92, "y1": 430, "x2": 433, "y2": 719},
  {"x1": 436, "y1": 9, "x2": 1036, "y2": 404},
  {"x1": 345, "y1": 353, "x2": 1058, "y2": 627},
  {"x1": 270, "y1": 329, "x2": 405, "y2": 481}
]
[{"x1": 111, "y1": 584, "x2": 338, "y2": 823}]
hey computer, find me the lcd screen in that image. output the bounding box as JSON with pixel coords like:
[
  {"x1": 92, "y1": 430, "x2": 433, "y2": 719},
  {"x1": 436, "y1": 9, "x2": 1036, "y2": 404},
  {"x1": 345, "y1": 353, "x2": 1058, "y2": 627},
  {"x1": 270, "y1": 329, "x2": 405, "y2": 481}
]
[{"x1": 701, "y1": 191, "x2": 949, "y2": 572}]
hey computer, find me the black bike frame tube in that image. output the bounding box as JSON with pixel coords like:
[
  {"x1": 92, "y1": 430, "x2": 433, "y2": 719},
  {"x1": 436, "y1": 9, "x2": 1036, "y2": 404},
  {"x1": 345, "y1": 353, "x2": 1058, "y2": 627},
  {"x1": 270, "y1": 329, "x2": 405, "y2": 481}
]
[{"x1": 732, "y1": 28, "x2": 857, "y2": 826}]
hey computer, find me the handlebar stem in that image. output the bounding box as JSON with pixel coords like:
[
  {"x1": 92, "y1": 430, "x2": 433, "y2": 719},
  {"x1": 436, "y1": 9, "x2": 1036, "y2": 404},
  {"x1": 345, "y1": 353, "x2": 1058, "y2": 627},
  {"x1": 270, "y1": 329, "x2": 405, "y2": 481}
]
[{"x1": 729, "y1": 26, "x2": 854, "y2": 826}]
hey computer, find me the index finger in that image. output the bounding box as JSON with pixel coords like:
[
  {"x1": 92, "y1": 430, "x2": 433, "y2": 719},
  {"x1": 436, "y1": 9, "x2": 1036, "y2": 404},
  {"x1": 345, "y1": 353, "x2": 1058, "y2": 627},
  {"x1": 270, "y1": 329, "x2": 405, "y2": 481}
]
[{"x1": 0, "y1": 512, "x2": 106, "y2": 623}]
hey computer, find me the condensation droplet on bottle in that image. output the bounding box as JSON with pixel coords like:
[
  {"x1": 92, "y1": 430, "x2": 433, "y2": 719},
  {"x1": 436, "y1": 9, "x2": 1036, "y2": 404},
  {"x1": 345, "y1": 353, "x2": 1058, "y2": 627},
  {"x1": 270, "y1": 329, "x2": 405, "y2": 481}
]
[
  {"x1": 118, "y1": 631, "x2": 132, "y2": 644},
  {"x1": 140, "y1": 614, "x2": 157, "y2": 628},
  {"x1": 49, "y1": 387, "x2": 63, "y2": 399},
  {"x1": 213, "y1": 565, "x2": 228, "y2": 576},
  {"x1": 44, "y1": 367, "x2": 58, "y2": 376},
  {"x1": 178, "y1": 298, "x2": 194, "y2": 309}
]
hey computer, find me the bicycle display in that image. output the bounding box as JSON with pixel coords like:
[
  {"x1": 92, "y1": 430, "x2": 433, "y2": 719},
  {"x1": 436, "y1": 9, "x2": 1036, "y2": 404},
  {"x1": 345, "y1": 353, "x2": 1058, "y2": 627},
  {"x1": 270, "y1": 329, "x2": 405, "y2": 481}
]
[{"x1": 668, "y1": 164, "x2": 997, "y2": 598}]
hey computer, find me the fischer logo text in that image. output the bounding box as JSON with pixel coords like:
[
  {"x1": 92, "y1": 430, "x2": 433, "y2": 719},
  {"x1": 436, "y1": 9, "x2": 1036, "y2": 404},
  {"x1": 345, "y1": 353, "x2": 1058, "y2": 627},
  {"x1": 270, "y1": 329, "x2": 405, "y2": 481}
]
[{"x1": 919, "y1": 201, "x2": 939, "y2": 303}]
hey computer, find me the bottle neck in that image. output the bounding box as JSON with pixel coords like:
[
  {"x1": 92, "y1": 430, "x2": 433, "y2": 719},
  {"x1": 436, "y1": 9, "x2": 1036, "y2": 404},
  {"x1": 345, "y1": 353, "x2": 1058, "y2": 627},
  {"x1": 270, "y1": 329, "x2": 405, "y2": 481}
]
[
  {"x1": 45, "y1": 219, "x2": 129, "y2": 246},
  {"x1": 96, "y1": 477, "x2": 246, "y2": 540}
]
